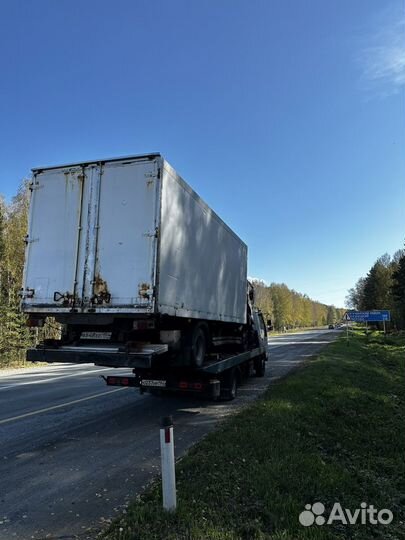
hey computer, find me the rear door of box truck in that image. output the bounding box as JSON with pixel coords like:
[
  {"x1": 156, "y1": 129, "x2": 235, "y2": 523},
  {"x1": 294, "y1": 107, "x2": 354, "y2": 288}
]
[{"x1": 22, "y1": 156, "x2": 160, "y2": 314}]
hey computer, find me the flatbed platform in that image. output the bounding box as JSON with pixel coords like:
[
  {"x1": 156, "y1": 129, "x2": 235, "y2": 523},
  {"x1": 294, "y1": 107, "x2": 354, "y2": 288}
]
[
  {"x1": 196, "y1": 347, "x2": 267, "y2": 374},
  {"x1": 27, "y1": 343, "x2": 168, "y2": 369},
  {"x1": 105, "y1": 346, "x2": 268, "y2": 400}
]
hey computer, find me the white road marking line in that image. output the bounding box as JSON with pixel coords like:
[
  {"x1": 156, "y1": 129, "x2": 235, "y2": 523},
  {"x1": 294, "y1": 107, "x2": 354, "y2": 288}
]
[
  {"x1": 0, "y1": 367, "x2": 122, "y2": 391},
  {"x1": 0, "y1": 387, "x2": 128, "y2": 425},
  {"x1": 268, "y1": 341, "x2": 329, "y2": 346}
]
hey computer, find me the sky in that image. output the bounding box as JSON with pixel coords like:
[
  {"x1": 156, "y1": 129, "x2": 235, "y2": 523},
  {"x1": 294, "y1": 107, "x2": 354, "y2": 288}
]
[{"x1": 0, "y1": 0, "x2": 404, "y2": 307}]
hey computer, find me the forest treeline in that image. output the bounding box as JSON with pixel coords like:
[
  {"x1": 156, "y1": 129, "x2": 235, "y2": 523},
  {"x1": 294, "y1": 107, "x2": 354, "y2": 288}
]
[
  {"x1": 0, "y1": 184, "x2": 57, "y2": 366},
  {"x1": 0, "y1": 182, "x2": 344, "y2": 367},
  {"x1": 346, "y1": 247, "x2": 405, "y2": 330},
  {"x1": 252, "y1": 280, "x2": 345, "y2": 330}
]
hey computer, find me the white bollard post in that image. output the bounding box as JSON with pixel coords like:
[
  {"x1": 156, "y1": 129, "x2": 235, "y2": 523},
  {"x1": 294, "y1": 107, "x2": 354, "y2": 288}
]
[{"x1": 160, "y1": 416, "x2": 177, "y2": 511}]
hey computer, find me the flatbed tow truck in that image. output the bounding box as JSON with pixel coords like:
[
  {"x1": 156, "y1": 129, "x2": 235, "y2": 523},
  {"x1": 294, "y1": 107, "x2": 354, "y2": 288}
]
[
  {"x1": 22, "y1": 153, "x2": 269, "y2": 400},
  {"x1": 28, "y1": 307, "x2": 268, "y2": 400},
  {"x1": 103, "y1": 345, "x2": 268, "y2": 400}
]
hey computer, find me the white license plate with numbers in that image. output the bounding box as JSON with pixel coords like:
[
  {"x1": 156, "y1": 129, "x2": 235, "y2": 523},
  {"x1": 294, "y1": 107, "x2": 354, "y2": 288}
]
[
  {"x1": 81, "y1": 331, "x2": 112, "y2": 340},
  {"x1": 141, "y1": 379, "x2": 167, "y2": 388}
]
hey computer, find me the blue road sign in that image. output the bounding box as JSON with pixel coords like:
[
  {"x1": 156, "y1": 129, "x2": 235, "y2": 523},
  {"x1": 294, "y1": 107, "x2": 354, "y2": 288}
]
[{"x1": 344, "y1": 310, "x2": 390, "y2": 322}]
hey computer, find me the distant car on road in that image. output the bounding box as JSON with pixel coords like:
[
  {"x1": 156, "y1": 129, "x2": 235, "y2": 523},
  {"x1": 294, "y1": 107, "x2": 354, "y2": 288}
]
[{"x1": 328, "y1": 324, "x2": 335, "y2": 329}]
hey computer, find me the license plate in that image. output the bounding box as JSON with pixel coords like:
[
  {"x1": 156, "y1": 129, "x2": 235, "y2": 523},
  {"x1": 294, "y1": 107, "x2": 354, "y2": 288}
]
[
  {"x1": 141, "y1": 379, "x2": 166, "y2": 388},
  {"x1": 81, "y1": 331, "x2": 112, "y2": 340}
]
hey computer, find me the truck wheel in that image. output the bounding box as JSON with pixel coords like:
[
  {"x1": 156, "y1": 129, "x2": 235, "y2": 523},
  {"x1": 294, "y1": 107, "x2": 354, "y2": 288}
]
[
  {"x1": 254, "y1": 355, "x2": 266, "y2": 377},
  {"x1": 190, "y1": 324, "x2": 207, "y2": 367},
  {"x1": 241, "y1": 328, "x2": 249, "y2": 351},
  {"x1": 221, "y1": 368, "x2": 237, "y2": 401},
  {"x1": 241, "y1": 361, "x2": 250, "y2": 381}
]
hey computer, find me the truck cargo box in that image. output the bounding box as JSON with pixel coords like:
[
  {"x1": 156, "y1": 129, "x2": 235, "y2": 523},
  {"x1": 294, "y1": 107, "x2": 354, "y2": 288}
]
[{"x1": 22, "y1": 154, "x2": 247, "y2": 324}]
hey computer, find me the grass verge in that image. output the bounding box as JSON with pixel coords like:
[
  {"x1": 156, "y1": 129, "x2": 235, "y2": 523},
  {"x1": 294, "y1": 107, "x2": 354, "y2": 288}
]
[{"x1": 103, "y1": 331, "x2": 404, "y2": 540}]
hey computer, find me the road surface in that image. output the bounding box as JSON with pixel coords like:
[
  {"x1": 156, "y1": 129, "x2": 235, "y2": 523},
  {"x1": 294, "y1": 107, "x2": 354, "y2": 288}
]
[{"x1": 0, "y1": 328, "x2": 340, "y2": 539}]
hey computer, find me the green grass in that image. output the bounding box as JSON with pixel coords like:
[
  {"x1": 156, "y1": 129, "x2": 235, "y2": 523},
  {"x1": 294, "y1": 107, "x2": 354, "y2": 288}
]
[{"x1": 103, "y1": 332, "x2": 405, "y2": 540}]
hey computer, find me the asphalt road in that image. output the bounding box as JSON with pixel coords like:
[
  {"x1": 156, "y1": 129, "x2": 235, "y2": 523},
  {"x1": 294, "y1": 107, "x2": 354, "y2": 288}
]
[{"x1": 0, "y1": 328, "x2": 340, "y2": 540}]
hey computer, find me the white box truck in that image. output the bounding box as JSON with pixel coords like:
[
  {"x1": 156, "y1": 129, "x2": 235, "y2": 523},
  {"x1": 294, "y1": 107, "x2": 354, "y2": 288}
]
[{"x1": 22, "y1": 154, "x2": 268, "y2": 399}]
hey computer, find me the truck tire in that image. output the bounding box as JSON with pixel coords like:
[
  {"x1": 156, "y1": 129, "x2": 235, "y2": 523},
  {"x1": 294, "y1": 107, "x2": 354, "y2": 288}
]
[
  {"x1": 187, "y1": 323, "x2": 207, "y2": 367},
  {"x1": 241, "y1": 328, "x2": 249, "y2": 351},
  {"x1": 254, "y1": 355, "x2": 266, "y2": 377},
  {"x1": 220, "y1": 368, "x2": 237, "y2": 401}
]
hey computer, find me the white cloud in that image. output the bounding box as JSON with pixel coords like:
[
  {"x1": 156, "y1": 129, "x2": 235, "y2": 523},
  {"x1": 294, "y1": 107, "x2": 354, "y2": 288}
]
[{"x1": 359, "y1": 8, "x2": 405, "y2": 97}]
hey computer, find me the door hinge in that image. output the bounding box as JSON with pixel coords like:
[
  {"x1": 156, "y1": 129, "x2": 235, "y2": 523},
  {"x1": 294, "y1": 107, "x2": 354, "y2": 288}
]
[
  {"x1": 19, "y1": 288, "x2": 35, "y2": 299},
  {"x1": 24, "y1": 235, "x2": 39, "y2": 244},
  {"x1": 29, "y1": 182, "x2": 42, "y2": 192}
]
